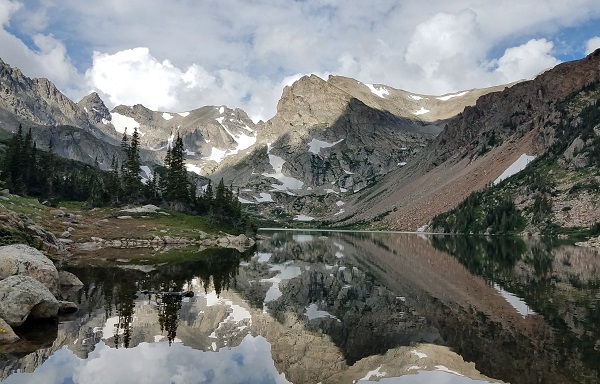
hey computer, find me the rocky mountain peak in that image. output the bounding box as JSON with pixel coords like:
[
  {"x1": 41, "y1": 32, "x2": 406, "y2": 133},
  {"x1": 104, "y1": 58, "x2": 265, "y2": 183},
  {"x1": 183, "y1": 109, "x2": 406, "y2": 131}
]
[
  {"x1": 0, "y1": 59, "x2": 91, "y2": 130},
  {"x1": 77, "y1": 92, "x2": 111, "y2": 125}
]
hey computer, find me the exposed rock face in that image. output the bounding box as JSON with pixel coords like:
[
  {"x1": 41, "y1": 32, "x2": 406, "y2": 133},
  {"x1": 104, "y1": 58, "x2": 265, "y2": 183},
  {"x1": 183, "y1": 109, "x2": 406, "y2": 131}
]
[
  {"x1": 0, "y1": 56, "x2": 501, "y2": 217},
  {"x1": 0, "y1": 318, "x2": 19, "y2": 344},
  {"x1": 77, "y1": 92, "x2": 111, "y2": 126},
  {"x1": 0, "y1": 275, "x2": 59, "y2": 327},
  {"x1": 341, "y1": 48, "x2": 600, "y2": 230},
  {"x1": 58, "y1": 271, "x2": 84, "y2": 287},
  {"x1": 102, "y1": 104, "x2": 258, "y2": 175},
  {"x1": 212, "y1": 74, "x2": 481, "y2": 208},
  {"x1": 0, "y1": 204, "x2": 66, "y2": 255},
  {"x1": 0, "y1": 244, "x2": 60, "y2": 296},
  {"x1": 0, "y1": 58, "x2": 90, "y2": 129}
]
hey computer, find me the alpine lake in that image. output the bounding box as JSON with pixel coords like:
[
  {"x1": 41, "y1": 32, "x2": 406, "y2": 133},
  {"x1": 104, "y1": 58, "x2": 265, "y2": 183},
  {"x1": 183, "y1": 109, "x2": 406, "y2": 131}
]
[{"x1": 1, "y1": 230, "x2": 600, "y2": 384}]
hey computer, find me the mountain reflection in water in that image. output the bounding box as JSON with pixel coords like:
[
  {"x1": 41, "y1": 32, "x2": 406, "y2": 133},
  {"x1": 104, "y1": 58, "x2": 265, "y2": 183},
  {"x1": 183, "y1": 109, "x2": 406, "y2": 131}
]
[{"x1": 1, "y1": 231, "x2": 599, "y2": 384}]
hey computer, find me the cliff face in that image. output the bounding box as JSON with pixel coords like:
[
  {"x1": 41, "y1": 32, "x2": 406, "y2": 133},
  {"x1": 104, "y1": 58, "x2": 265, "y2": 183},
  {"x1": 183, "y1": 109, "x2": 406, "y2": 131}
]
[
  {"x1": 341, "y1": 49, "x2": 600, "y2": 231},
  {"x1": 0, "y1": 59, "x2": 89, "y2": 129}
]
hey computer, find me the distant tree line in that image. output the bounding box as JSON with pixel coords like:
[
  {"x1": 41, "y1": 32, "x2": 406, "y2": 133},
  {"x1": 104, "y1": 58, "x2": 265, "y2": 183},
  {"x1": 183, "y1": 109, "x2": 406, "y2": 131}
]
[
  {"x1": 0, "y1": 124, "x2": 255, "y2": 234},
  {"x1": 430, "y1": 186, "x2": 526, "y2": 235}
]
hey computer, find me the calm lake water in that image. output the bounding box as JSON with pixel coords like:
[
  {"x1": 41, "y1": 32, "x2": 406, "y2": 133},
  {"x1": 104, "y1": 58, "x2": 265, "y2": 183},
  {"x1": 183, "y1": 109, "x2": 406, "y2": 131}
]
[{"x1": 1, "y1": 230, "x2": 600, "y2": 384}]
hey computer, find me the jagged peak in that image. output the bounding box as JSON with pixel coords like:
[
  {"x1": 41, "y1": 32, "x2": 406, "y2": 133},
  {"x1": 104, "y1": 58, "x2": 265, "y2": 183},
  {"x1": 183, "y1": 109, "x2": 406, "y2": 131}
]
[{"x1": 78, "y1": 91, "x2": 103, "y2": 103}]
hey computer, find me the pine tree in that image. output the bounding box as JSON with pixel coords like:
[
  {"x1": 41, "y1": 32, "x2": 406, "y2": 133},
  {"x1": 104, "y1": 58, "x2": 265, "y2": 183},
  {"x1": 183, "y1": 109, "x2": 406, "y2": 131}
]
[
  {"x1": 120, "y1": 128, "x2": 143, "y2": 201},
  {"x1": 163, "y1": 133, "x2": 190, "y2": 203},
  {"x1": 1, "y1": 124, "x2": 25, "y2": 193}
]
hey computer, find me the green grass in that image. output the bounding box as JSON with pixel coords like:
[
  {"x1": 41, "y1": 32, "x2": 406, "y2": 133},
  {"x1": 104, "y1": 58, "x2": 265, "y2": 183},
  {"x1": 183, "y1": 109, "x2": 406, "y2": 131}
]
[{"x1": 0, "y1": 194, "x2": 48, "y2": 216}]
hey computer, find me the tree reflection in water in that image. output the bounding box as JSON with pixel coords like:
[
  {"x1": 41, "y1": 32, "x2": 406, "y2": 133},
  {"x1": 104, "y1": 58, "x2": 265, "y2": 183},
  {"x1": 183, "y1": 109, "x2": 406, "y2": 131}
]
[{"x1": 67, "y1": 247, "x2": 253, "y2": 348}]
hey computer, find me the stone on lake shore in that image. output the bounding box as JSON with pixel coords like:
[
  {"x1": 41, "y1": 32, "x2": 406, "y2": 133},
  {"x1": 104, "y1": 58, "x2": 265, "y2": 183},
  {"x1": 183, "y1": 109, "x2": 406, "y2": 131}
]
[
  {"x1": 0, "y1": 317, "x2": 19, "y2": 344},
  {"x1": 0, "y1": 244, "x2": 60, "y2": 296},
  {"x1": 0, "y1": 275, "x2": 59, "y2": 327},
  {"x1": 58, "y1": 271, "x2": 84, "y2": 286}
]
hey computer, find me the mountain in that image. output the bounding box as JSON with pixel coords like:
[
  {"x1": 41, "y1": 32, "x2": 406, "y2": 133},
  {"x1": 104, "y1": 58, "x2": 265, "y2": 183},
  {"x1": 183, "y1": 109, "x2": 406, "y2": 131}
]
[
  {"x1": 1, "y1": 54, "x2": 537, "y2": 226},
  {"x1": 338, "y1": 48, "x2": 600, "y2": 232},
  {"x1": 0, "y1": 57, "x2": 498, "y2": 216},
  {"x1": 209, "y1": 75, "x2": 509, "y2": 220},
  {"x1": 99, "y1": 103, "x2": 258, "y2": 175}
]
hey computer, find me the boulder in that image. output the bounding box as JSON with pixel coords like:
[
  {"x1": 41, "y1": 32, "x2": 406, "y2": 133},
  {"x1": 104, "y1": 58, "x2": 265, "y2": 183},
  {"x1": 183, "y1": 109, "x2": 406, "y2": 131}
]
[
  {"x1": 58, "y1": 300, "x2": 79, "y2": 314},
  {"x1": 0, "y1": 275, "x2": 59, "y2": 327},
  {"x1": 0, "y1": 244, "x2": 60, "y2": 296},
  {"x1": 58, "y1": 270, "x2": 84, "y2": 286},
  {"x1": 0, "y1": 317, "x2": 19, "y2": 344}
]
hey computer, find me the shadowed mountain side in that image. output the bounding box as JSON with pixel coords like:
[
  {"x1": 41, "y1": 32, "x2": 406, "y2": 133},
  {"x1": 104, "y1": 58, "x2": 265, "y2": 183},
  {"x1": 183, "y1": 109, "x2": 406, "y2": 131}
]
[
  {"x1": 21, "y1": 124, "x2": 161, "y2": 169},
  {"x1": 341, "y1": 49, "x2": 600, "y2": 230},
  {"x1": 212, "y1": 97, "x2": 439, "y2": 195}
]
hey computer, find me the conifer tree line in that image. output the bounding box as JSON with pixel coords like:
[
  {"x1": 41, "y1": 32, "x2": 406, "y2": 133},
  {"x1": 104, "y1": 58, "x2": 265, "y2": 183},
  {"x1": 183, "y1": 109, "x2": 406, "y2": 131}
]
[{"x1": 0, "y1": 124, "x2": 254, "y2": 233}]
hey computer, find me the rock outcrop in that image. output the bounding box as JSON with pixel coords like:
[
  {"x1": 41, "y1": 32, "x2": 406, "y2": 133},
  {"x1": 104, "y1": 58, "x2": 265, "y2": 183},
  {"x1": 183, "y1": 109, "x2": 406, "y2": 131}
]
[
  {"x1": 0, "y1": 204, "x2": 66, "y2": 255},
  {"x1": 0, "y1": 244, "x2": 60, "y2": 296},
  {"x1": 0, "y1": 243, "x2": 81, "y2": 344},
  {"x1": 0, "y1": 318, "x2": 19, "y2": 344},
  {"x1": 0, "y1": 275, "x2": 59, "y2": 327},
  {"x1": 340, "y1": 48, "x2": 600, "y2": 230},
  {"x1": 58, "y1": 271, "x2": 84, "y2": 287}
]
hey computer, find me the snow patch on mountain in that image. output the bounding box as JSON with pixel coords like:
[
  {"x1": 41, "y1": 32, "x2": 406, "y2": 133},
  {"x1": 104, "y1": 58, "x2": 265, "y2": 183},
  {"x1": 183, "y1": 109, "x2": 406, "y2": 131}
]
[
  {"x1": 263, "y1": 144, "x2": 304, "y2": 190},
  {"x1": 409, "y1": 95, "x2": 423, "y2": 100},
  {"x1": 365, "y1": 84, "x2": 389, "y2": 98},
  {"x1": 111, "y1": 112, "x2": 140, "y2": 134},
  {"x1": 436, "y1": 91, "x2": 468, "y2": 101},
  {"x1": 494, "y1": 154, "x2": 536, "y2": 185},
  {"x1": 185, "y1": 163, "x2": 202, "y2": 175},
  {"x1": 308, "y1": 138, "x2": 344, "y2": 155},
  {"x1": 215, "y1": 117, "x2": 257, "y2": 155},
  {"x1": 413, "y1": 107, "x2": 430, "y2": 115},
  {"x1": 255, "y1": 192, "x2": 274, "y2": 203},
  {"x1": 204, "y1": 147, "x2": 227, "y2": 163},
  {"x1": 177, "y1": 111, "x2": 190, "y2": 117},
  {"x1": 294, "y1": 214, "x2": 314, "y2": 221},
  {"x1": 162, "y1": 112, "x2": 173, "y2": 120},
  {"x1": 140, "y1": 165, "x2": 152, "y2": 180}
]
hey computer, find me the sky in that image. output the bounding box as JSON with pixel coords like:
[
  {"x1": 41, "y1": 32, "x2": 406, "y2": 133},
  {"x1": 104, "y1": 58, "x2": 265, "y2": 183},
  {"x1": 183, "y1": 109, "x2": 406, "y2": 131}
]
[{"x1": 1, "y1": 0, "x2": 600, "y2": 122}]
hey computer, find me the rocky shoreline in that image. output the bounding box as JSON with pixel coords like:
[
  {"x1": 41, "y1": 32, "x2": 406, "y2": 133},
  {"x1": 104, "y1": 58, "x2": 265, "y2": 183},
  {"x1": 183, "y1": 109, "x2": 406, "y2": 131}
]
[
  {"x1": 0, "y1": 244, "x2": 82, "y2": 346},
  {"x1": 70, "y1": 233, "x2": 255, "y2": 252}
]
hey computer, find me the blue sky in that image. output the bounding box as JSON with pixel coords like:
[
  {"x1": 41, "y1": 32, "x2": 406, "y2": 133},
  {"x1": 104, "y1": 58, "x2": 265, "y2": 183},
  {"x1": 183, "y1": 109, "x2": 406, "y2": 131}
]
[{"x1": 1, "y1": 0, "x2": 599, "y2": 121}]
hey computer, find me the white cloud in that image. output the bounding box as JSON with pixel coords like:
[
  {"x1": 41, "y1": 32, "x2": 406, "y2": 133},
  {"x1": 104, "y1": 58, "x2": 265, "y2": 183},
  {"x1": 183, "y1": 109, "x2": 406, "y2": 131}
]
[
  {"x1": 405, "y1": 10, "x2": 485, "y2": 78},
  {"x1": 585, "y1": 36, "x2": 600, "y2": 55},
  {"x1": 0, "y1": 0, "x2": 21, "y2": 25},
  {"x1": 85, "y1": 48, "x2": 210, "y2": 111},
  {"x1": 1, "y1": 1, "x2": 600, "y2": 120},
  {"x1": 493, "y1": 39, "x2": 561, "y2": 80},
  {"x1": 5, "y1": 335, "x2": 290, "y2": 384},
  {"x1": 0, "y1": 2, "x2": 81, "y2": 97}
]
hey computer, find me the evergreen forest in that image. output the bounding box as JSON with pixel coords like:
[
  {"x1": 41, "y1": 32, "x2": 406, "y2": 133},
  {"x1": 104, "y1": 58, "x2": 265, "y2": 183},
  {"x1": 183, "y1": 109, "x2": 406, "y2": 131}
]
[{"x1": 0, "y1": 124, "x2": 255, "y2": 234}]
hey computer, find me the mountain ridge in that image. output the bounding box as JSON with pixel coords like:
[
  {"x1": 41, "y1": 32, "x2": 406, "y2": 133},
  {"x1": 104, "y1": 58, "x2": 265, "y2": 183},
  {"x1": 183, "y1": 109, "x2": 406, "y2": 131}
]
[
  {"x1": 337, "y1": 48, "x2": 600, "y2": 232},
  {"x1": 0, "y1": 54, "x2": 545, "y2": 228}
]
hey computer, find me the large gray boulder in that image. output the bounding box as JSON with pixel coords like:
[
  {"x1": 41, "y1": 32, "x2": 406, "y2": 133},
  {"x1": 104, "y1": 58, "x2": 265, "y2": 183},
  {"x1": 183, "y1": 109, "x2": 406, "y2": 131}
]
[
  {"x1": 0, "y1": 317, "x2": 19, "y2": 344},
  {"x1": 0, "y1": 244, "x2": 59, "y2": 296},
  {"x1": 58, "y1": 270, "x2": 84, "y2": 286},
  {"x1": 0, "y1": 275, "x2": 59, "y2": 327}
]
